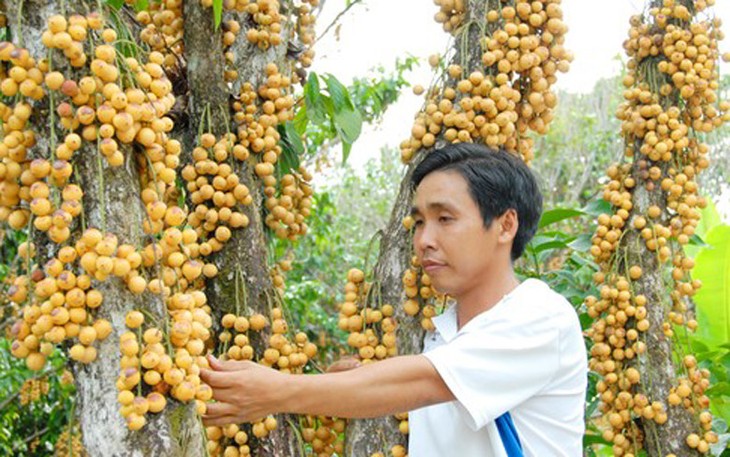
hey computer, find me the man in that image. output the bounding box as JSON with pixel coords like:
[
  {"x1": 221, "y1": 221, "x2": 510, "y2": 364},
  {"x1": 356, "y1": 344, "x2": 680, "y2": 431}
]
[{"x1": 201, "y1": 143, "x2": 587, "y2": 456}]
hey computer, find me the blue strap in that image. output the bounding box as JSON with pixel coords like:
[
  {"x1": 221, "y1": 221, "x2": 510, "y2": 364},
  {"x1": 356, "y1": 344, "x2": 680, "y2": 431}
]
[{"x1": 495, "y1": 412, "x2": 523, "y2": 457}]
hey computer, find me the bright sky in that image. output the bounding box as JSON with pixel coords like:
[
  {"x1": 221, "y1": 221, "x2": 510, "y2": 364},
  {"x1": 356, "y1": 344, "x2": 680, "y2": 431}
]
[{"x1": 311, "y1": 0, "x2": 730, "y2": 170}]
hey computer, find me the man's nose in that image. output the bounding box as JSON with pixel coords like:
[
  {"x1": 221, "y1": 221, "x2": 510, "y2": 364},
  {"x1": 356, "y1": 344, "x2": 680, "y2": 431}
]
[{"x1": 414, "y1": 223, "x2": 436, "y2": 254}]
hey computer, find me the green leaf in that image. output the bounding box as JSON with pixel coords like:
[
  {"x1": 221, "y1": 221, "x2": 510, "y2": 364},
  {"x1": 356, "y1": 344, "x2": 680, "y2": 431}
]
[
  {"x1": 538, "y1": 208, "x2": 584, "y2": 229},
  {"x1": 341, "y1": 141, "x2": 353, "y2": 165},
  {"x1": 324, "y1": 74, "x2": 354, "y2": 112},
  {"x1": 281, "y1": 121, "x2": 305, "y2": 156},
  {"x1": 528, "y1": 239, "x2": 569, "y2": 255},
  {"x1": 697, "y1": 198, "x2": 723, "y2": 237},
  {"x1": 582, "y1": 198, "x2": 612, "y2": 217},
  {"x1": 276, "y1": 122, "x2": 303, "y2": 174},
  {"x1": 304, "y1": 73, "x2": 327, "y2": 124},
  {"x1": 689, "y1": 234, "x2": 709, "y2": 247},
  {"x1": 686, "y1": 198, "x2": 722, "y2": 258},
  {"x1": 579, "y1": 313, "x2": 593, "y2": 330},
  {"x1": 134, "y1": 0, "x2": 149, "y2": 11},
  {"x1": 333, "y1": 108, "x2": 362, "y2": 163},
  {"x1": 105, "y1": 0, "x2": 125, "y2": 9},
  {"x1": 568, "y1": 234, "x2": 593, "y2": 252},
  {"x1": 706, "y1": 381, "x2": 730, "y2": 396},
  {"x1": 693, "y1": 224, "x2": 730, "y2": 347},
  {"x1": 583, "y1": 433, "x2": 611, "y2": 446},
  {"x1": 333, "y1": 108, "x2": 362, "y2": 144},
  {"x1": 292, "y1": 107, "x2": 309, "y2": 135},
  {"x1": 213, "y1": 0, "x2": 223, "y2": 29}
]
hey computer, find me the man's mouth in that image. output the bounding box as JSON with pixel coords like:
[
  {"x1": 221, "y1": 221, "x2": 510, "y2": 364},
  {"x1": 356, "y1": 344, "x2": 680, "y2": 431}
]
[{"x1": 421, "y1": 259, "x2": 446, "y2": 272}]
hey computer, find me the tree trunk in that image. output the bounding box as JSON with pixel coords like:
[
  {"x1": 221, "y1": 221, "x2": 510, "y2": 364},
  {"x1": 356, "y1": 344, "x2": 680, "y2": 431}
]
[
  {"x1": 181, "y1": 1, "x2": 300, "y2": 454},
  {"x1": 587, "y1": 1, "x2": 722, "y2": 455},
  {"x1": 5, "y1": 1, "x2": 206, "y2": 455}
]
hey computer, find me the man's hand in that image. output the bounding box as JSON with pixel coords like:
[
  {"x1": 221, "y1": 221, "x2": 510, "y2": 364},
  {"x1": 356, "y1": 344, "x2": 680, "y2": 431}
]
[
  {"x1": 201, "y1": 353, "x2": 453, "y2": 422},
  {"x1": 200, "y1": 355, "x2": 286, "y2": 426}
]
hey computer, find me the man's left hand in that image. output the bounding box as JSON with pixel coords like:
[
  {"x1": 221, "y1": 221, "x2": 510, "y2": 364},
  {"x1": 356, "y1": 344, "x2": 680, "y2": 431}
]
[{"x1": 200, "y1": 355, "x2": 286, "y2": 426}]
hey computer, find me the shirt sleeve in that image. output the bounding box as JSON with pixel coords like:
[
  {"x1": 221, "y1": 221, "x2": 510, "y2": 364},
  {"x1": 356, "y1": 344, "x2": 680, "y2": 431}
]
[{"x1": 423, "y1": 324, "x2": 560, "y2": 431}]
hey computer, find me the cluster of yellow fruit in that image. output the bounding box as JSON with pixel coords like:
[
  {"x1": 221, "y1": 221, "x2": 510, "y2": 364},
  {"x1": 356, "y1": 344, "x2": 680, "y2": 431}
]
[
  {"x1": 400, "y1": 253, "x2": 441, "y2": 331},
  {"x1": 19, "y1": 376, "x2": 50, "y2": 406},
  {"x1": 117, "y1": 307, "x2": 212, "y2": 431},
  {"x1": 9, "y1": 238, "x2": 113, "y2": 370},
  {"x1": 337, "y1": 268, "x2": 398, "y2": 363},
  {"x1": 585, "y1": 275, "x2": 658, "y2": 442},
  {"x1": 586, "y1": 1, "x2": 724, "y2": 455},
  {"x1": 205, "y1": 307, "x2": 317, "y2": 455},
  {"x1": 335, "y1": 268, "x2": 411, "y2": 452},
  {"x1": 0, "y1": 100, "x2": 37, "y2": 229},
  {"x1": 668, "y1": 355, "x2": 714, "y2": 452},
  {"x1": 112, "y1": 210, "x2": 223, "y2": 430},
  {"x1": 222, "y1": 19, "x2": 243, "y2": 82},
  {"x1": 42, "y1": 13, "x2": 106, "y2": 69},
  {"x1": 54, "y1": 423, "x2": 87, "y2": 457},
  {"x1": 181, "y1": 133, "x2": 253, "y2": 250},
  {"x1": 199, "y1": 0, "x2": 318, "y2": 72},
  {"x1": 42, "y1": 17, "x2": 175, "y2": 166},
  {"x1": 401, "y1": 0, "x2": 571, "y2": 163},
  {"x1": 433, "y1": 0, "x2": 464, "y2": 33},
  {"x1": 242, "y1": 0, "x2": 285, "y2": 49},
  {"x1": 269, "y1": 257, "x2": 293, "y2": 293},
  {"x1": 136, "y1": 0, "x2": 184, "y2": 70},
  {"x1": 0, "y1": 20, "x2": 177, "y2": 239},
  {"x1": 263, "y1": 170, "x2": 313, "y2": 240},
  {"x1": 0, "y1": 12, "x2": 218, "y2": 435},
  {"x1": 206, "y1": 421, "x2": 259, "y2": 457},
  {"x1": 223, "y1": 307, "x2": 317, "y2": 371},
  {"x1": 295, "y1": 0, "x2": 318, "y2": 68},
  {"x1": 300, "y1": 415, "x2": 346, "y2": 457},
  {"x1": 233, "y1": 64, "x2": 293, "y2": 162},
  {"x1": 233, "y1": 64, "x2": 314, "y2": 240}
]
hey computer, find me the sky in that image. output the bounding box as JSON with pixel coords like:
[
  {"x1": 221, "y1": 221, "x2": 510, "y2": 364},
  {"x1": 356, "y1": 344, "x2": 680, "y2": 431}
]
[{"x1": 309, "y1": 0, "x2": 730, "y2": 170}]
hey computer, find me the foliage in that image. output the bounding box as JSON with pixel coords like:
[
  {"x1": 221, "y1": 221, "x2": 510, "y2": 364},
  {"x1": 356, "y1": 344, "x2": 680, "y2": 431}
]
[
  {"x1": 693, "y1": 225, "x2": 730, "y2": 346},
  {"x1": 690, "y1": 223, "x2": 730, "y2": 454},
  {"x1": 0, "y1": 340, "x2": 75, "y2": 456},
  {"x1": 272, "y1": 148, "x2": 403, "y2": 366},
  {"x1": 291, "y1": 57, "x2": 417, "y2": 167}
]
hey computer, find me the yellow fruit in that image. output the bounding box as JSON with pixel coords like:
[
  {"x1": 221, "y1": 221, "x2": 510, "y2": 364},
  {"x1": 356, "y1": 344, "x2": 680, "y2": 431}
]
[
  {"x1": 126, "y1": 413, "x2": 146, "y2": 431},
  {"x1": 128, "y1": 276, "x2": 147, "y2": 294},
  {"x1": 26, "y1": 352, "x2": 46, "y2": 371}
]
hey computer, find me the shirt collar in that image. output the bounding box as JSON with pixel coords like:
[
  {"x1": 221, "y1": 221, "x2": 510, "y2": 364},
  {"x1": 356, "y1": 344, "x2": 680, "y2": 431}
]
[
  {"x1": 431, "y1": 304, "x2": 459, "y2": 342},
  {"x1": 431, "y1": 279, "x2": 541, "y2": 342}
]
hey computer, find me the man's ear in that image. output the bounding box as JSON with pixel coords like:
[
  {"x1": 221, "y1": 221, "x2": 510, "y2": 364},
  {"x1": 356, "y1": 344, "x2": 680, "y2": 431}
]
[{"x1": 498, "y1": 209, "x2": 519, "y2": 244}]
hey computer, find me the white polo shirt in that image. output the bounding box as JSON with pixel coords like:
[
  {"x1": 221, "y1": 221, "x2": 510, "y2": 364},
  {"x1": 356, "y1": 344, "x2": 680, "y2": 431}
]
[{"x1": 408, "y1": 278, "x2": 587, "y2": 457}]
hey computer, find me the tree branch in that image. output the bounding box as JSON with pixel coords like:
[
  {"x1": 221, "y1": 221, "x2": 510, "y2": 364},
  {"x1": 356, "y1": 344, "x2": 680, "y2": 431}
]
[{"x1": 314, "y1": 0, "x2": 364, "y2": 45}]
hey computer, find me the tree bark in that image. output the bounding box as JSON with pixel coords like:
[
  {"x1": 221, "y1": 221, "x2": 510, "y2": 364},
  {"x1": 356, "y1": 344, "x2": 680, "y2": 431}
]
[
  {"x1": 587, "y1": 1, "x2": 721, "y2": 455},
  {"x1": 182, "y1": 1, "x2": 300, "y2": 454},
  {"x1": 5, "y1": 1, "x2": 206, "y2": 455},
  {"x1": 619, "y1": 4, "x2": 704, "y2": 454}
]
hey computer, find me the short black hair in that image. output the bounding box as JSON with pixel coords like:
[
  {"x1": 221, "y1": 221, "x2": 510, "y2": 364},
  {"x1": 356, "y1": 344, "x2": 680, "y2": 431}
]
[{"x1": 411, "y1": 143, "x2": 542, "y2": 261}]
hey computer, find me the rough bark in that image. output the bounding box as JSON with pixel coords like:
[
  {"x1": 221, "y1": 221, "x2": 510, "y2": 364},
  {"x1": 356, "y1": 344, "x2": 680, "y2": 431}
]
[
  {"x1": 6, "y1": 1, "x2": 206, "y2": 455},
  {"x1": 626, "y1": 179, "x2": 700, "y2": 456},
  {"x1": 345, "y1": 1, "x2": 489, "y2": 454},
  {"x1": 182, "y1": 1, "x2": 300, "y2": 454},
  {"x1": 606, "y1": 1, "x2": 705, "y2": 454}
]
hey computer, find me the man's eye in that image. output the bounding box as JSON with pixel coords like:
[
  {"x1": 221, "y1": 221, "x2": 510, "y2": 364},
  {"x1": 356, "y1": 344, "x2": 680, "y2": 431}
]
[
  {"x1": 439, "y1": 216, "x2": 452, "y2": 223},
  {"x1": 414, "y1": 219, "x2": 424, "y2": 227}
]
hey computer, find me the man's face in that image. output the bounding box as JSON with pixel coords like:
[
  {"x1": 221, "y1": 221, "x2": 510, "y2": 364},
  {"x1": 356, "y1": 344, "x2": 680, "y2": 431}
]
[{"x1": 411, "y1": 170, "x2": 502, "y2": 298}]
